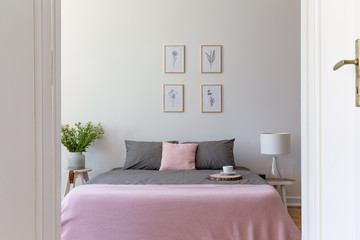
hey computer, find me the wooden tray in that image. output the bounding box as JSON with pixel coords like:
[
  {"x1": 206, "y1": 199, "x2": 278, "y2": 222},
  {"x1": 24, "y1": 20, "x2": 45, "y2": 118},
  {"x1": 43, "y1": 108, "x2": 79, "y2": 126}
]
[{"x1": 208, "y1": 173, "x2": 242, "y2": 181}]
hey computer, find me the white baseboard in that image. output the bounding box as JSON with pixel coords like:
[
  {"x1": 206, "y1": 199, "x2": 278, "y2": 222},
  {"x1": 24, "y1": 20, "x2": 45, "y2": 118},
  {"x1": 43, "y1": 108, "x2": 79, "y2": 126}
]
[{"x1": 287, "y1": 196, "x2": 301, "y2": 207}]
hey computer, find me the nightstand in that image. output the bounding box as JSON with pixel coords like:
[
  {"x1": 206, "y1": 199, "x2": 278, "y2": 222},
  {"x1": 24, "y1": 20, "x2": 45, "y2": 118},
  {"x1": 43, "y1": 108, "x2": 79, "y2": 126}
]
[
  {"x1": 64, "y1": 168, "x2": 92, "y2": 196},
  {"x1": 266, "y1": 178, "x2": 295, "y2": 210}
]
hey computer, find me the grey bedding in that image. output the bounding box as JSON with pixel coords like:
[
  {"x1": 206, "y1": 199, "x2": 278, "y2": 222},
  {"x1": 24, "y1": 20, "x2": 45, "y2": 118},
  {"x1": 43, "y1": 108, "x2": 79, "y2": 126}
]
[{"x1": 87, "y1": 167, "x2": 267, "y2": 185}]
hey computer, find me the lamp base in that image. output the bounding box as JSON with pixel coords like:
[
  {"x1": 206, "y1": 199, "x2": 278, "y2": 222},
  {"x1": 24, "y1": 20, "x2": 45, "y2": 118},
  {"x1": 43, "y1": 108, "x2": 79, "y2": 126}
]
[{"x1": 267, "y1": 156, "x2": 284, "y2": 179}]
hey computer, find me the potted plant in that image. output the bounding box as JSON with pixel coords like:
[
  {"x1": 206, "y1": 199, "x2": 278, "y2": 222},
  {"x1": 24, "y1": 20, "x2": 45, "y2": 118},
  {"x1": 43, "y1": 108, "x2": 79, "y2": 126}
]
[{"x1": 61, "y1": 122, "x2": 104, "y2": 170}]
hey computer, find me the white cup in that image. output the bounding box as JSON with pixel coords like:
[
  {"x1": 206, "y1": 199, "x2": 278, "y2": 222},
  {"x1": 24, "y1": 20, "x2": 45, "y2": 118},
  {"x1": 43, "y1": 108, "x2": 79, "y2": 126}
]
[{"x1": 223, "y1": 166, "x2": 233, "y2": 174}]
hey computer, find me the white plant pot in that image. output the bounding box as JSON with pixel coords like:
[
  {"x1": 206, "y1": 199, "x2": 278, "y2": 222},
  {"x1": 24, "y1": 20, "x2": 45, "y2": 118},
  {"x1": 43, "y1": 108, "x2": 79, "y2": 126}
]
[{"x1": 67, "y1": 152, "x2": 85, "y2": 170}]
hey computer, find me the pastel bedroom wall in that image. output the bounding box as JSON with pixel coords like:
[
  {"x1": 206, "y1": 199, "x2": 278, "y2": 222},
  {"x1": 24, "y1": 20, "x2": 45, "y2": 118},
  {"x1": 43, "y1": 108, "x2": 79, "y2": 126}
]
[{"x1": 62, "y1": 0, "x2": 301, "y2": 204}]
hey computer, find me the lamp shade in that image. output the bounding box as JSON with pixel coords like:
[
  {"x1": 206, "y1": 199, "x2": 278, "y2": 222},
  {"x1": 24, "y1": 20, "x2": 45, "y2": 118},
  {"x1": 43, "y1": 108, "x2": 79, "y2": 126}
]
[{"x1": 260, "y1": 133, "x2": 290, "y2": 155}]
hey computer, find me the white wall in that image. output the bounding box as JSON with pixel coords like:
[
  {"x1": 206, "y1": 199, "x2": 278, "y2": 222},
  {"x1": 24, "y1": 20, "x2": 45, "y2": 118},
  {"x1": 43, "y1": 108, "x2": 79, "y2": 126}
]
[
  {"x1": 62, "y1": 0, "x2": 301, "y2": 202},
  {"x1": 0, "y1": 1, "x2": 35, "y2": 238}
]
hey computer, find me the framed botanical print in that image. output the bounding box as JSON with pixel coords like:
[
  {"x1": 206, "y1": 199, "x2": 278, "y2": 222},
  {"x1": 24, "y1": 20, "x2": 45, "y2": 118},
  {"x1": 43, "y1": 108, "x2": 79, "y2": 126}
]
[
  {"x1": 201, "y1": 45, "x2": 222, "y2": 73},
  {"x1": 163, "y1": 84, "x2": 184, "y2": 112},
  {"x1": 201, "y1": 84, "x2": 222, "y2": 113},
  {"x1": 164, "y1": 45, "x2": 185, "y2": 73}
]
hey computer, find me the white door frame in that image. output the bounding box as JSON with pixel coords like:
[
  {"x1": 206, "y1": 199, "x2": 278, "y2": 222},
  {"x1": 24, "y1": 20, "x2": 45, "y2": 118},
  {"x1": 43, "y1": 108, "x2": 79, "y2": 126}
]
[
  {"x1": 40, "y1": 0, "x2": 324, "y2": 239},
  {"x1": 301, "y1": 0, "x2": 322, "y2": 238},
  {"x1": 35, "y1": 0, "x2": 61, "y2": 239}
]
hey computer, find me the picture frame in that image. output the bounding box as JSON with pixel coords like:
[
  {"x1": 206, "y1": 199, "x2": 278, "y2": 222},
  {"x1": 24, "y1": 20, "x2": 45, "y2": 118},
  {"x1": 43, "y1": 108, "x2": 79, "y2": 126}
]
[
  {"x1": 164, "y1": 45, "x2": 185, "y2": 73},
  {"x1": 163, "y1": 84, "x2": 184, "y2": 112},
  {"x1": 201, "y1": 84, "x2": 222, "y2": 113},
  {"x1": 201, "y1": 45, "x2": 222, "y2": 73}
]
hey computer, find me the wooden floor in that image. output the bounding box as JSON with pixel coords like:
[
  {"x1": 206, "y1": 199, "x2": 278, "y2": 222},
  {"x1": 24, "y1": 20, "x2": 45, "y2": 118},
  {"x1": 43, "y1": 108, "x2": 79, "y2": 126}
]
[{"x1": 288, "y1": 207, "x2": 301, "y2": 231}]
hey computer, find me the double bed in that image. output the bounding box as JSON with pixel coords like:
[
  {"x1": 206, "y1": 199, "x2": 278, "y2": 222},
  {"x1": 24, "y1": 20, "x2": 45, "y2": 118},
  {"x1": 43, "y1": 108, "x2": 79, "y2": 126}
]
[{"x1": 61, "y1": 140, "x2": 300, "y2": 240}]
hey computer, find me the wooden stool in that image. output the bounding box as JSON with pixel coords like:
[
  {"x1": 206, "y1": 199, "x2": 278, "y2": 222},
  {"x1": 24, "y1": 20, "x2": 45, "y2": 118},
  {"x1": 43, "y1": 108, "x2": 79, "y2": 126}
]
[
  {"x1": 265, "y1": 178, "x2": 295, "y2": 211},
  {"x1": 64, "y1": 168, "x2": 92, "y2": 196}
]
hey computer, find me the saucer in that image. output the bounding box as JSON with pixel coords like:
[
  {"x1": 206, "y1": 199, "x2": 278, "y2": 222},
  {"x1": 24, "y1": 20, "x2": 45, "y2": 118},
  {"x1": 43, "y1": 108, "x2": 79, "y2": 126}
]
[{"x1": 220, "y1": 171, "x2": 237, "y2": 175}]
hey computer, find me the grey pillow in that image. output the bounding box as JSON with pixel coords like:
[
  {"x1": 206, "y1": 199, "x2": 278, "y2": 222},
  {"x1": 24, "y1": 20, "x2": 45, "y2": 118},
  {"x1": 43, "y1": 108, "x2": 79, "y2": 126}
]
[
  {"x1": 123, "y1": 140, "x2": 178, "y2": 170},
  {"x1": 183, "y1": 139, "x2": 235, "y2": 170}
]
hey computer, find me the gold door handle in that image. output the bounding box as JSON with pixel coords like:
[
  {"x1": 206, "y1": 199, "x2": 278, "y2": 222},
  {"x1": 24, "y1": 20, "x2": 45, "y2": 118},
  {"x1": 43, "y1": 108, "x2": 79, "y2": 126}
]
[
  {"x1": 333, "y1": 59, "x2": 358, "y2": 71},
  {"x1": 333, "y1": 39, "x2": 360, "y2": 107}
]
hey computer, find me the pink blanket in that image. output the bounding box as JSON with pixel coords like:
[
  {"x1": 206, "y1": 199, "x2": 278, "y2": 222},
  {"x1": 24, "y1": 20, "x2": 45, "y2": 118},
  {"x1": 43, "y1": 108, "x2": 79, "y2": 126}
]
[{"x1": 62, "y1": 184, "x2": 300, "y2": 240}]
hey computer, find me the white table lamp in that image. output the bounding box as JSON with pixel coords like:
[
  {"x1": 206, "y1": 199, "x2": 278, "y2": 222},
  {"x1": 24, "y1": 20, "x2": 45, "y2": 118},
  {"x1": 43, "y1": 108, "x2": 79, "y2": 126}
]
[{"x1": 260, "y1": 133, "x2": 290, "y2": 179}]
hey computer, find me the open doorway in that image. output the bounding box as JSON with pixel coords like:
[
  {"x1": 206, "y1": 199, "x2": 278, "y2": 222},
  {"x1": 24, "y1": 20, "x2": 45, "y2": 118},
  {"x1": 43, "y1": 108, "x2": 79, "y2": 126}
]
[{"x1": 60, "y1": 0, "x2": 301, "y2": 237}]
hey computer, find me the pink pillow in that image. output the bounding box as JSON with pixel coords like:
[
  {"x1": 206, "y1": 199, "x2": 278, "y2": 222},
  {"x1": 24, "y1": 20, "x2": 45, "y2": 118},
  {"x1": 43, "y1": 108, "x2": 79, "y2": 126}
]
[{"x1": 159, "y1": 142, "x2": 198, "y2": 170}]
